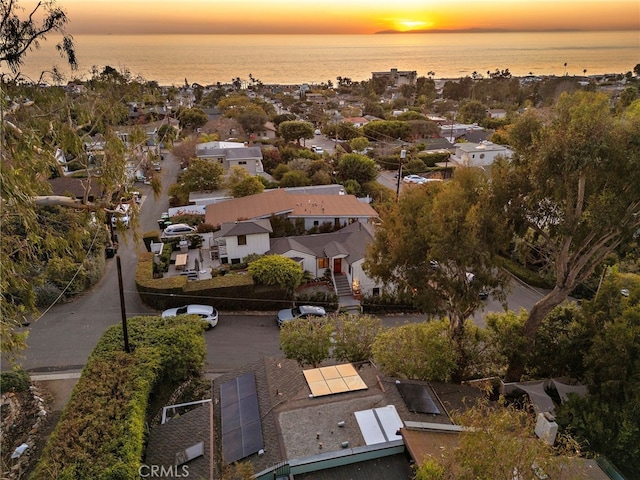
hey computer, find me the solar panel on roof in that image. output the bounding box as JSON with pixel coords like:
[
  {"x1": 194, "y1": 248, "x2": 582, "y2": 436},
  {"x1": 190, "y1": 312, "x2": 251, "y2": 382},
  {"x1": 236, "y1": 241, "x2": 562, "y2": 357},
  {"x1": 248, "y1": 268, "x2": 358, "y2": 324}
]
[
  {"x1": 396, "y1": 382, "x2": 441, "y2": 415},
  {"x1": 303, "y1": 364, "x2": 368, "y2": 397},
  {"x1": 220, "y1": 373, "x2": 264, "y2": 464}
]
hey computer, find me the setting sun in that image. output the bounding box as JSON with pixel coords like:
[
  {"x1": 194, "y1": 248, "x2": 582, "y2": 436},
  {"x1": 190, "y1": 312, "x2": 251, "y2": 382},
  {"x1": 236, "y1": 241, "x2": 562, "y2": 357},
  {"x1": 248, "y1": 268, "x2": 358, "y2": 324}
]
[{"x1": 397, "y1": 20, "x2": 432, "y2": 31}]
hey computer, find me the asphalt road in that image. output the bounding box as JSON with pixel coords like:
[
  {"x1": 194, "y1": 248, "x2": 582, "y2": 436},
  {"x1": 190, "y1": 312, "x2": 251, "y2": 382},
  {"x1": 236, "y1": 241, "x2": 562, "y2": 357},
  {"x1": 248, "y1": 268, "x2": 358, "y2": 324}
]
[{"x1": 9, "y1": 151, "x2": 546, "y2": 375}]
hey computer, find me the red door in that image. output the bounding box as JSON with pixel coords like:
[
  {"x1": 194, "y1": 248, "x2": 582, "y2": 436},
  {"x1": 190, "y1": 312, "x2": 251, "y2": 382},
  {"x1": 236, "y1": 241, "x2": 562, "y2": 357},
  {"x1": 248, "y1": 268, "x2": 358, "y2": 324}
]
[{"x1": 333, "y1": 258, "x2": 342, "y2": 274}]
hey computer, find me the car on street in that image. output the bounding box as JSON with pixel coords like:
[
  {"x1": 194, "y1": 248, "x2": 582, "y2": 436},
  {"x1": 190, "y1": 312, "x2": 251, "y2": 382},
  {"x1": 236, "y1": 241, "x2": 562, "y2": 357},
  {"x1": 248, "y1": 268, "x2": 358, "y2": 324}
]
[
  {"x1": 162, "y1": 223, "x2": 196, "y2": 237},
  {"x1": 403, "y1": 174, "x2": 428, "y2": 184},
  {"x1": 314, "y1": 129, "x2": 322, "y2": 135},
  {"x1": 311, "y1": 145, "x2": 324, "y2": 154},
  {"x1": 111, "y1": 204, "x2": 131, "y2": 228},
  {"x1": 276, "y1": 305, "x2": 327, "y2": 327},
  {"x1": 162, "y1": 304, "x2": 219, "y2": 329}
]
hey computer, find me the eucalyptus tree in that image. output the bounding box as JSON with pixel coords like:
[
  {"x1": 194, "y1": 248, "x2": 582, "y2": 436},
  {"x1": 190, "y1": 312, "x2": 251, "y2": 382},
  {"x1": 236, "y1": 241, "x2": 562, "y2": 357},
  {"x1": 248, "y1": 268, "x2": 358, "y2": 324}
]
[
  {"x1": 1, "y1": 52, "x2": 159, "y2": 358},
  {"x1": 0, "y1": 0, "x2": 76, "y2": 82},
  {"x1": 492, "y1": 91, "x2": 640, "y2": 381},
  {"x1": 364, "y1": 168, "x2": 510, "y2": 341}
]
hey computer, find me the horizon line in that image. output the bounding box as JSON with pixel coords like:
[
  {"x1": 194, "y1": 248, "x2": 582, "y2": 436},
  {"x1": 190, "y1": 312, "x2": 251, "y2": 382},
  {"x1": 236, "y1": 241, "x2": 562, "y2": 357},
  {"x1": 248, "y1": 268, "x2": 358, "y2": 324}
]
[{"x1": 66, "y1": 28, "x2": 638, "y2": 36}]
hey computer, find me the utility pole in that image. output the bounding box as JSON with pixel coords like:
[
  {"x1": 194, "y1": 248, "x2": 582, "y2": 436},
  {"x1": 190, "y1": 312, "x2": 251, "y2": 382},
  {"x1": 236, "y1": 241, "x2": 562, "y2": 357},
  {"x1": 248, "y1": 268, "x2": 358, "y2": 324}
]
[
  {"x1": 396, "y1": 149, "x2": 406, "y2": 202},
  {"x1": 116, "y1": 256, "x2": 131, "y2": 353}
]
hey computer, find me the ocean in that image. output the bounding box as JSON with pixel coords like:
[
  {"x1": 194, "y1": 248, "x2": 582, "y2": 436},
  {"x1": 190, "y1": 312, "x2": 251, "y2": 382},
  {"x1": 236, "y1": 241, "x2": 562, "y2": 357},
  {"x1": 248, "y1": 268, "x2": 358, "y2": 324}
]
[{"x1": 15, "y1": 31, "x2": 640, "y2": 86}]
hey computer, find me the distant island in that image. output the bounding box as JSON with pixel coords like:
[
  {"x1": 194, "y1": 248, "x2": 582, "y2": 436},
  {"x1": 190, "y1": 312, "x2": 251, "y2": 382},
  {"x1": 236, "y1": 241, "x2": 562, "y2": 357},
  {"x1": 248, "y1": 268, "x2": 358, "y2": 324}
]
[{"x1": 375, "y1": 28, "x2": 584, "y2": 34}]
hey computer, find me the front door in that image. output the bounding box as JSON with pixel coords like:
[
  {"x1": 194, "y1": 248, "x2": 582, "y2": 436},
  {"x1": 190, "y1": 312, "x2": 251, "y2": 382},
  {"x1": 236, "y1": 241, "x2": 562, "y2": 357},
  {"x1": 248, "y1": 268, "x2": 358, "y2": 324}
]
[{"x1": 333, "y1": 258, "x2": 342, "y2": 274}]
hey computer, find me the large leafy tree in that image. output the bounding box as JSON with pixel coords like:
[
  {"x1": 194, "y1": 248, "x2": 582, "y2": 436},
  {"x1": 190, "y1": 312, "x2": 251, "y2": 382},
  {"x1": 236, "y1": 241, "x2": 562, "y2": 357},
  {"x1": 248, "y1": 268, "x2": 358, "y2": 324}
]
[
  {"x1": 176, "y1": 157, "x2": 224, "y2": 192},
  {"x1": 331, "y1": 314, "x2": 383, "y2": 363},
  {"x1": 224, "y1": 166, "x2": 264, "y2": 198},
  {"x1": 362, "y1": 120, "x2": 411, "y2": 142},
  {"x1": 365, "y1": 168, "x2": 510, "y2": 339},
  {"x1": 178, "y1": 106, "x2": 208, "y2": 130},
  {"x1": 492, "y1": 91, "x2": 640, "y2": 381},
  {"x1": 554, "y1": 273, "x2": 640, "y2": 477},
  {"x1": 337, "y1": 153, "x2": 378, "y2": 186},
  {"x1": 237, "y1": 105, "x2": 268, "y2": 134},
  {"x1": 279, "y1": 318, "x2": 333, "y2": 368},
  {"x1": 372, "y1": 320, "x2": 458, "y2": 383},
  {"x1": 278, "y1": 120, "x2": 314, "y2": 145},
  {"x1": 1, "y1": 0, "x2": 77, "y2": 81}
]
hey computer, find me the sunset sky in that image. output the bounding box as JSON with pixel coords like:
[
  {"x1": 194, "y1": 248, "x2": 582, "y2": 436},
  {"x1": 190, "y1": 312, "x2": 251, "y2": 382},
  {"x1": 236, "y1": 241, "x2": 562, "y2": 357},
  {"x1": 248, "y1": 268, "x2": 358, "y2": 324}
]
[{"x1": 60, "y1": 0, "x2": 639, "y2": 35}]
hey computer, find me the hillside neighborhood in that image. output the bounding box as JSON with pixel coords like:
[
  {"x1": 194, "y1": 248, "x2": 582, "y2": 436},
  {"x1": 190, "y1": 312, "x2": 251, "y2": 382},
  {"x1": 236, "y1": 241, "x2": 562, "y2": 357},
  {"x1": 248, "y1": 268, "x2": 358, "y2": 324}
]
[{"x1": 2, "y1": 64, "x2": 640, "y2": 480}]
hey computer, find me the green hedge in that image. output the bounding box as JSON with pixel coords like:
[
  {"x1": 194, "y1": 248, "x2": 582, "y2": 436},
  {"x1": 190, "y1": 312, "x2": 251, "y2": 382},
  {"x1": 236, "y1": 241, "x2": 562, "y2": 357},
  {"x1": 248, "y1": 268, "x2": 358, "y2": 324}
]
[
  {"x1": 30, "y1": 315, "x2": 205, "y2": 480},
  {"x1": 0, "y1": 369, "x2": 31, "y2": 393},
  {"x1": 136, "y1": 252, "x2": 290, "y2": 311}
]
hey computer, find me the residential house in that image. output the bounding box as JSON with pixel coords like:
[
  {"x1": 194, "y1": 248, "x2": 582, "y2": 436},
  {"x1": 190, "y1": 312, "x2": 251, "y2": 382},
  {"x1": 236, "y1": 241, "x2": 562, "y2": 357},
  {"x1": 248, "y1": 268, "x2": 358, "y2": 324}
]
[
  {"x1": 268, "y1": 221, "x2": 381, "y2": 296},
  {"x1": 439, "y1": 122, "x2": 486, "y2": 143},
  {"x1": 196, "y1": 141, "x2": 264, "y2": 175},
  {"x1": 145, "y1": 358, "x2": 483, "y2": 479},
  {"x1": 253, "y1": 121, "x2": 278, "y2": 141},
  {"x1": 210, "y1": 219, "x2": 272, "y2": 264},
  {"x1": 371, "y1": 68, "x2": 417, "y2": 87},
  {"x1": 449, "y1": 141, "x2": 513, "y2": 168},
  {"x1": 305, "y1": 93, "x2": 327, "y2": 106},
  {"x1": 145, "y1": 358, "x2": 615, "y2": 480},
  {"x1": 454, "y1": 128, "x2": 493, "y2": 144},
  {"x1": 48, "y1": 176, "x2": 104, "y2": 203},
  {"x1": 342, "y1": 116, "x2": 369, "y2": 128},
  {"x1": 203, "y1": 189, "x2": 378, "y2": 231},
  {"x1": 487, "y1": 108, "x2": 507, "y2": 119}
]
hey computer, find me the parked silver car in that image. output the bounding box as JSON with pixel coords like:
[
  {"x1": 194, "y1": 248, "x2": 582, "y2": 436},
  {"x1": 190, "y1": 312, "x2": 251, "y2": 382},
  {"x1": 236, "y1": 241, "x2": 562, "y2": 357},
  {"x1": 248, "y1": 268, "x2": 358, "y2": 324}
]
[{"x1": 277, "y1": 305, "x2": 327, "y2": 327}]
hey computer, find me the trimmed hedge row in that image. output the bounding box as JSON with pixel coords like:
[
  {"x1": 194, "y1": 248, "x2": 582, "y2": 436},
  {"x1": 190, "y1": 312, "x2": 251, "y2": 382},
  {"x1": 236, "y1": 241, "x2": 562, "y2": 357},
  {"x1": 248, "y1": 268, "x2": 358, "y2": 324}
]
[
  {"x1": 30, "y1": 315, "x2": 205, "y2": 480},
  {"x1": 136, "y1": 252, "x2": 292, "y2": 311}
]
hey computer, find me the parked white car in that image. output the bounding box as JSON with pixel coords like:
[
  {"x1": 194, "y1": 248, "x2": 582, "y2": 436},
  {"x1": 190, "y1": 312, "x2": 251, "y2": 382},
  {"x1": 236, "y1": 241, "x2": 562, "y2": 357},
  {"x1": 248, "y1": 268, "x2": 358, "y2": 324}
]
[
  {"x1": 162, "y1": 223, "x2": 196, "y2": 237},
  {"x1": 311, "y1": 145, "x2": 324, "y2": 154},
  {"x1": 162, "y1": 304, "x2": 219, "y2": 329},
  {"x1": 111, "y1": 204, "x2": 131, "y2": 228},
  {"x1": 403, "y1": 174, "x2": 428, "y2": 184}
]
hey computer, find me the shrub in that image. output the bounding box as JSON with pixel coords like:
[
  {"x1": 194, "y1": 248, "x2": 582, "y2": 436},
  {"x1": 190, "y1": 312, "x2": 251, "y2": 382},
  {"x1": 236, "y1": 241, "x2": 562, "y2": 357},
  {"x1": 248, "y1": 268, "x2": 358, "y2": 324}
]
[
  {"x1": 0, "y1": 369, "x2": 31, "y2": 393},
  {"x1": 34, "y1": 282, "x2": 64, "y2": 308},
  {"x1": 32, "y1": 315, "x2": 205, "y2": 479},
  {"x1": 294, "y1": 291, "x2": 338, "y2": 312}
]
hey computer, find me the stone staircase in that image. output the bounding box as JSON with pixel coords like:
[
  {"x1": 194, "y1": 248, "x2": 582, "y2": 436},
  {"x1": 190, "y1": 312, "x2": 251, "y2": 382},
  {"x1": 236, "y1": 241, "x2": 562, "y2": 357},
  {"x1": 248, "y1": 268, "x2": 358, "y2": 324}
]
[{"x1": 333, "y1": 273, "x2": 352, "y2": 296}]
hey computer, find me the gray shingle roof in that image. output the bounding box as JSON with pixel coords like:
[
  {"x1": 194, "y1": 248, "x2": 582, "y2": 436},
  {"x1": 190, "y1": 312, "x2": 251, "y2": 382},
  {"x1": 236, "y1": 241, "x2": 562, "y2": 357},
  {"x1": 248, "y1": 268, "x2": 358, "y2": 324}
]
[
  {"x1": 213, "y1": 219, "x2": 273, "y2": 238},
  {"x1": 268, "y1": 222, "x2": 376, "y2": 264}
]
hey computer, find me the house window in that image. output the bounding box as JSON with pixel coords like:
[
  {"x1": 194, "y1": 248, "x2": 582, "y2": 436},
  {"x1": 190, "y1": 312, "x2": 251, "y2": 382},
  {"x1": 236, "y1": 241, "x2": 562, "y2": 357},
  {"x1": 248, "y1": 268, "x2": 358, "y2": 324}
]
[
  {"x1": 372, "y1": 288, "x2": 380, "y2": 296},
  {"x1": 231, "y1": 258, "x2": 241, "y2": 265},
  {"x1": 313, "y1": 220, "x2": 319, "y2": 226},
  {"x1": 237, "y1": 235, "x2": 247, "y2": 245},
  {"x1": 238, "y1": 161, "x2": 247, "y2": 165},
  {"x1": 318, "y1": 258, "x2": 329, "y2": 269}
]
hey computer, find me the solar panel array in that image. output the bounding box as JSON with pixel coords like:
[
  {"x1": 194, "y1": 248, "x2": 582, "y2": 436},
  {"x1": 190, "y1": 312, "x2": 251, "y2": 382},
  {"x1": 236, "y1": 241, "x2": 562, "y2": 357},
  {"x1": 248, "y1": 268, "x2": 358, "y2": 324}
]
[
  {"x1": 396, "y1": 382, "x2": 441, "y2": 415},
  {"x1": 220, "y1": 373, "x2": 264, "y2": 464},
  {"x1": 303, "y1": 363, "x2": 368, "y2": 397}
]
